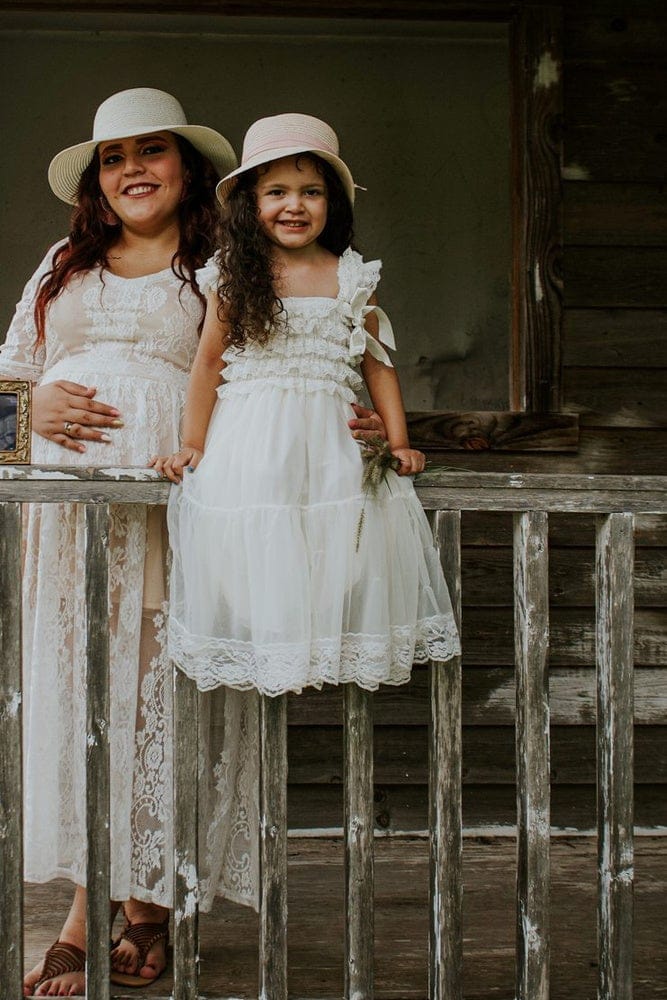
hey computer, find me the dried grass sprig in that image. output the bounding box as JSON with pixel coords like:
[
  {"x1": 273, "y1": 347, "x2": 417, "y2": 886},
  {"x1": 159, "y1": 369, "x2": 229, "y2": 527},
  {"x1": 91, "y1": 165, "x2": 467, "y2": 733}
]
[{"x1": 355, "y1": 435, "x2": 401, "y2": 551}]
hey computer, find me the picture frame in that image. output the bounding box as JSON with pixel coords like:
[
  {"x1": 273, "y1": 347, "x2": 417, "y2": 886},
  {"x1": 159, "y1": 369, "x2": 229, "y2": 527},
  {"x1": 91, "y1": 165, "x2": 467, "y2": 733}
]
[{"x1": 0, "y1": 379, "x2": 31, "y2": 464}]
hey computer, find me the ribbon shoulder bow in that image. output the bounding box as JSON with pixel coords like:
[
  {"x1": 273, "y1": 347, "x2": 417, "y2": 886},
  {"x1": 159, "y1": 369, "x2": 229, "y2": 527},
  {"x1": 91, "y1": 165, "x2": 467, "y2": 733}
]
[{"x1": 344, "y1": 286, "x2": 396, "y2": 368}]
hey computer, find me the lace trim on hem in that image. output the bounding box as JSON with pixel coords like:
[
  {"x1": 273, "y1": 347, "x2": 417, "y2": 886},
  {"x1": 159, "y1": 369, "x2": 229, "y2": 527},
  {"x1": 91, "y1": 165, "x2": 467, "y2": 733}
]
[{"x1": 168, "y1": 616, "x2": 460, "y2": 696}]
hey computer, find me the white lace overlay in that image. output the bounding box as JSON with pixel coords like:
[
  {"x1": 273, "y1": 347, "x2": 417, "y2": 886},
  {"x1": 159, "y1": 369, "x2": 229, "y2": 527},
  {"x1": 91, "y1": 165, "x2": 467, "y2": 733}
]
[
  {"x1": 169, "y1": 249, "x2": 461, "y2": 695},
  {"x1": 4, "y1": 245, "x2": 259, "y2": 910}
]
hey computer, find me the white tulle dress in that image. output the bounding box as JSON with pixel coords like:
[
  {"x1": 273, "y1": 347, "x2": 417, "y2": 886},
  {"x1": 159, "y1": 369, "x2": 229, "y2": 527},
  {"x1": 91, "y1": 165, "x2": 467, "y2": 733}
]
[
  {"x1": 0, "y1": 244, "x2": 259, "y2": 911},
  {"x1": 167, "y1": 249, "x2": 460, "y2": 696}
]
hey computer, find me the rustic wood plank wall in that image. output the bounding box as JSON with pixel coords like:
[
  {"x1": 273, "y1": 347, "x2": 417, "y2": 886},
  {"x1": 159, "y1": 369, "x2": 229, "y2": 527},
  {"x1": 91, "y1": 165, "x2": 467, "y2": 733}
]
[{"x1": 286, "y1": 0, "x2": 667, "y2": 835}]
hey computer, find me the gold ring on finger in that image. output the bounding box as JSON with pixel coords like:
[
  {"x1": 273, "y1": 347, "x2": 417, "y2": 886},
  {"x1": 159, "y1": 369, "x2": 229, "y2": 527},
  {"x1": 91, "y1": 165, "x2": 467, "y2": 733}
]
[{"x1": 64, "y1": 421, "x2": 73, "y2": 435}]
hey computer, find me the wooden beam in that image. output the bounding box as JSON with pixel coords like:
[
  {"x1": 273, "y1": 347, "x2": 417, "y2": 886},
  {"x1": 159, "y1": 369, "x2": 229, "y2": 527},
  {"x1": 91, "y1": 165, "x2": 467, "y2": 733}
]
[
  {"x1": 344, "y1": 683, "x2": 375, "y2": 999},
  {"x1": 596, "y1": 513, "x2": 634, "y2": 999},
  {"x1": 173, "y1": 670, "x2": 200, "y2": 1000},
  {"x1": 406, "y1": 411, "x2": 579, "y2": 452},
  {"x1": 510, "y1": 3, "x2": 564, "y2": 412},
  {"x1": 428, "y1": 510, "x2": 463, "y2": 1000},
  {"x1": 259, "y1": 694, "x2": 288, "y2": 999},
  {"x1": 514, "y1": 511, "x2": 550, "y2": 1000},
  {"x1": 84, "y1": 502, "x2": 111, "y2": 1000},
  {"x1": 0, "y1": 503, "x2": 23, "y2": 997}
]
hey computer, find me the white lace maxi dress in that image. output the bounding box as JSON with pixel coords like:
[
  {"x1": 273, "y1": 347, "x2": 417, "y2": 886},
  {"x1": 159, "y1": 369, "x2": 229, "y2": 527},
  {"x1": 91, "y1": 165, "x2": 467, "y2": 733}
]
[
  {"x1": 0, "y1": 244, "x2": 259, "y2": 911},
  {"x1": 168, "y1": 249, "x2": 461, "y2": 695}
]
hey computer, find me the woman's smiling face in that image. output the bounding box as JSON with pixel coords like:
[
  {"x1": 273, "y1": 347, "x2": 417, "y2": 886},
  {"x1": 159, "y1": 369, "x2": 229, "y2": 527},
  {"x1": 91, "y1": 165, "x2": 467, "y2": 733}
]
[
  {"x1": 97, "y1": 130, "x2": 186, "y2": 231},
  {"x1": 254, "y1": 155, "x2": 329, "y2": 252}
]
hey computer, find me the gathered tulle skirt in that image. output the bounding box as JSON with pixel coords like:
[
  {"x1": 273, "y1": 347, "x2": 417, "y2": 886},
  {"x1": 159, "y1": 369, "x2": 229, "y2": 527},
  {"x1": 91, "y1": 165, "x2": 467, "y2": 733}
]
[{"x1": 168, "y1": 383, "x2": 460, "y2": 696}]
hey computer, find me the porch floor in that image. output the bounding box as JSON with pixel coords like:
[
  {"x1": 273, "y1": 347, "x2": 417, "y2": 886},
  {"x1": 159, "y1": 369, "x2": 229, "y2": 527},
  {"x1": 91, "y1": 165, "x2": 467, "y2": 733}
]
[{"x1": 24, "y1": 835, "x2": 667, "y2": 999}]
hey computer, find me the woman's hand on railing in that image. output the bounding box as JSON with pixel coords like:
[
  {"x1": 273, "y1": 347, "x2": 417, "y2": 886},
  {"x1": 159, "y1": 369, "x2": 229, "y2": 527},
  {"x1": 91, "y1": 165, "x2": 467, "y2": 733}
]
[
  {"x1": 32, "y1": 380, "x2": 123, "y2": 453},
  {"x1": 348, "y1": 403, "x2": 387, "y2": 442},
  {"x1": 149, "y1": 445, "x2": 203, "y2": 484}
]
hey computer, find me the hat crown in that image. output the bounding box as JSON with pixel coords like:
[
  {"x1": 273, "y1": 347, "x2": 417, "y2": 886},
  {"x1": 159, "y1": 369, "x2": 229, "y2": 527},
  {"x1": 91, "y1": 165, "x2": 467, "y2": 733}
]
[
  {"x1": 241, "y1": 113, "x2": 340, "y2": 166},
  {"x1": 92, "y1": 87, "x2": 188, "y2": 142}
]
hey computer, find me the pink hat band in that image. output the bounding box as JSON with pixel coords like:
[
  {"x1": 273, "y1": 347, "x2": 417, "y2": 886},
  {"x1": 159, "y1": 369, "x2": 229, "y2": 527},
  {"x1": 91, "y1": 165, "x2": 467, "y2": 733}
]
[{"x1": 216, "y1": 113, "x2": 357, "y2": 205}]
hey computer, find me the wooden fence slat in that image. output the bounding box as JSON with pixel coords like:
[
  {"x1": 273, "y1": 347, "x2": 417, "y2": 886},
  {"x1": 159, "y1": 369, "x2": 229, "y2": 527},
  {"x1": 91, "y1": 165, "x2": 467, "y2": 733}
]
[
  {"x1": 85, "y1": 502, "x2": 111, "y2": 1000},
  {"x1": 259, "y1": 694, "x2": 288, "y2": 1000},
  {"x1": 428, "y1": 509, "x2": 463, "y2": 1000},
  {"x1": 173, "y1": 668, "x2": 200, "y2": 1000},
  {"x1": 344, "y1": 683, "x2": 375, "y2": 999},
  {"x1": 0, "y1": 503, "x2": 23, "y2": 996},
  {"x1": 514, "y1": 511, "x2": 550, "y2": 1000},
  {"x1": 596, "y1": 513, "x2": 635, "y2": 999}
]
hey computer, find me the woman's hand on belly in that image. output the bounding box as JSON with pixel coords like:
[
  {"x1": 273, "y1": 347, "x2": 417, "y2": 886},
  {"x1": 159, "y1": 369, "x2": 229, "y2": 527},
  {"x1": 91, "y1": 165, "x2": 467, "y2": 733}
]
[{"x1": 33, "y1": 380, "x2": 124, "y2": 453}]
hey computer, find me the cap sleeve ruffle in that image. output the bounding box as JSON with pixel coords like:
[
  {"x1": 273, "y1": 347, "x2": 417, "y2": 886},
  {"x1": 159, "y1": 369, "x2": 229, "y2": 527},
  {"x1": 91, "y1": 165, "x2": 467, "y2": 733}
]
[
  {"x1": 0, "y1": 240, "x2": 67, "y2": 382},
  {"x1": 338, "y1": 249, "x2": 395, "y2": 368}
]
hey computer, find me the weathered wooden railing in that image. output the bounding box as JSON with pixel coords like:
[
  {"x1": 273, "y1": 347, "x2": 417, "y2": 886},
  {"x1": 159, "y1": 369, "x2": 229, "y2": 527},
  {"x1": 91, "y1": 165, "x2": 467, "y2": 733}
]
[{"x1": 1, "y1": 467, "x2": 665, "y2": 1000}]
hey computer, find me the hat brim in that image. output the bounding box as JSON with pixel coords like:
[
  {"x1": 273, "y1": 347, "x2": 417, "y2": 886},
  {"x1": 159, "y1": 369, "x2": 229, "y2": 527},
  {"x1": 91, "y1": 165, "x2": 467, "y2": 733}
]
[
  {"x1": 216, "y1": 145, "x2": 356, "y2": 205},
  {"x1": 48, "y1": 124, "x2": 238, "y2": 205}
]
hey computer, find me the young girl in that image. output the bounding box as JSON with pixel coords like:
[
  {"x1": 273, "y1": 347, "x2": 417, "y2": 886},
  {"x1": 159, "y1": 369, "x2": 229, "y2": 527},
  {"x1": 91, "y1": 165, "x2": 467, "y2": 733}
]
[{"x1": 159, "y1": 113, "x2": 460, "y2": 695}]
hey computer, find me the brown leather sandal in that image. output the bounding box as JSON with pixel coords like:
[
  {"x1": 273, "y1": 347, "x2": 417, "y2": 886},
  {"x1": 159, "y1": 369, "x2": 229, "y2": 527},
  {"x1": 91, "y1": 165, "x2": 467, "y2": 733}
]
[
  {"x1": 32, "y1": 939, "x2": 86, "y2": 993},
  {"x1": 110, "y1": 913, "x2": 170, "y2": 988}
]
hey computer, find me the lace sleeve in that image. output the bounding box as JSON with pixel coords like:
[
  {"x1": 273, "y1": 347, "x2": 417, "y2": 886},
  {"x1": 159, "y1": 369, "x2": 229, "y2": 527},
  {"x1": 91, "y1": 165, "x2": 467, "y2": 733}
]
[{"x1": 0, "y1": 242, "x2": 65, "y2": 381}]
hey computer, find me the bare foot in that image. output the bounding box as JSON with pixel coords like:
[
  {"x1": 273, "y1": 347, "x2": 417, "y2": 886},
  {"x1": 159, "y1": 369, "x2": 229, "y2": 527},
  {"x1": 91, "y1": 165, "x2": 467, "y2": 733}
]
[{"x1": 111, "y1": 900, "x2": 169, "y2": 982}]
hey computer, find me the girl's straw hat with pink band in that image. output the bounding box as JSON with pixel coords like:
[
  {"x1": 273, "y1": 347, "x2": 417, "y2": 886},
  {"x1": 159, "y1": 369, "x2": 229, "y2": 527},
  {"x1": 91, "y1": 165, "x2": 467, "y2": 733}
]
[{"x1": 216, "y1": 113, "x2": 359, "y2": 205}]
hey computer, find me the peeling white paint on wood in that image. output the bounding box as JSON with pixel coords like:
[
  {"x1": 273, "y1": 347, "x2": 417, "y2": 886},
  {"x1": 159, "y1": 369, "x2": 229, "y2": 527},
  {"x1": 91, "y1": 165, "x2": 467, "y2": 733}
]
[
  {"x1": 534, "y1": 263, "x2": 544, "y2": 304},
  {"x1": 534, "y1": 50, "x2": 559, "y2": 90},
  {"x1": 562, "y1": 162, "x2": 591, "y2": 181}
]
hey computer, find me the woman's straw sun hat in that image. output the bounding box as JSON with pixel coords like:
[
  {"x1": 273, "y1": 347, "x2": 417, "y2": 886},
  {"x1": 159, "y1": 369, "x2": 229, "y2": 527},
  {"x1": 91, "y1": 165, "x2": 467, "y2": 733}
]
[
  {"x1": 216, "y1": 113, "x2": 357, "y2": 205},
  {"x1": 48, "y1": 87, "x2": 238, "y2": 205}
]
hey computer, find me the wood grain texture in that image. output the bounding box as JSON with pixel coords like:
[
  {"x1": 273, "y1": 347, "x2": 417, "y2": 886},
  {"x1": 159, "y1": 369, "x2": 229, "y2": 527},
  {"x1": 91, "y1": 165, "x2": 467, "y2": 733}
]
[
  {"x1": 259, "y1": 695, "x2": 288, "y2": 1000},
  {"x1": 564, "y1": 182, "x2": 667, "y2": 246},
  {"x1": 343, "y1": 684, "x2": 375, "y2": 999},
  {"x1": 428, "y1": 511, "x2": 463, "y2": 1000},
  {"x1": 287, "y1": 783, "x2": 667, "y2": 834},
  {"x1": 406, "y1": 411, "x2": 579, "y2": 452},
  {"x1": 173, "y1": 670, "x2": 200, "y2": 1000},
  {"x1": 0, "y1": 0, "x2": 516, "y2": 16},
  {"x1": 514, "y1": 512, "x2": 550, "y2": 1000},
  {"x1": 285, "y1": 724, "x2": 667, "y2": 787},
  {"x1": 563, "y1": 367, "x2": 667, "y2": 428},
  {"x1": 564, "y1": 247, "x2": 667, "y2": 308},
  {"x1": 510, "y1": 3, "x2": 564, "y2": 412},
  {"x1": 596, "y1": 513, "x2": 635, "y2": 999},
  {"x1": 0, "y1": 503, "x2": 23, "y2": 996},
  {"x1": 287, "y1": 666, "x2": 667, "y2": 727},
  {"x1": 563, "y1": 310, "x2": 667, "y2": 368},
  {"x1": 84, "y1": 502, "x2": 110, "y2": 1000}
]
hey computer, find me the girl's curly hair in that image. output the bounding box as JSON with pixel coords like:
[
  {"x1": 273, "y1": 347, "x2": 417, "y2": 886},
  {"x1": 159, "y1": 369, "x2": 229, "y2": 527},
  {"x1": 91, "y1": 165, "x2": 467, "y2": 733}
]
[
  {"x1": 33, "y1": 134, "x2": 222, "y2": 346},
  {"x1": 218, "y1": 154, "x2": 354, "y2": 348}
]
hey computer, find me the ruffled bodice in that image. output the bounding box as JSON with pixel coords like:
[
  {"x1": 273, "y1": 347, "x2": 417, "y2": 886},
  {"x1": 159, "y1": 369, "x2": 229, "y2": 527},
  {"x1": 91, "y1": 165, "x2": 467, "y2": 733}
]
[{"x1": 197, "y1": 248, "x2": 393, "y2": 404}]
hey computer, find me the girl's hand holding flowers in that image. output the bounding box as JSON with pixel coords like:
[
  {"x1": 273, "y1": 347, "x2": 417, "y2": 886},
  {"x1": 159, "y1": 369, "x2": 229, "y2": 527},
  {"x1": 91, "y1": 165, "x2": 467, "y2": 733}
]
[
  {"x1": 149, "y1": 444, "x2": 203, "y2": 484},
  {"x1": 392, "y1": 447, "x2": 426, "y2": 475}
]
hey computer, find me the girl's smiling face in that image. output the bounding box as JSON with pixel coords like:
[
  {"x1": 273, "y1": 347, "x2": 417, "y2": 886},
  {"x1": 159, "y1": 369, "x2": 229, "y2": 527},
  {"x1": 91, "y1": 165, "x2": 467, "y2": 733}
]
[
  {"x1": 97, "y1": 130, "x2": 186, "y2": 231},
  {"x1": 254, "y1": 155, "x2": 328, "y2": 251}
]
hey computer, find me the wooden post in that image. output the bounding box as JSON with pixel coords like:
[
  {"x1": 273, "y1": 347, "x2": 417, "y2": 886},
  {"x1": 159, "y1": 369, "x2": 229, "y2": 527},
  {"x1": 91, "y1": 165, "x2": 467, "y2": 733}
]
[
  {"x1": 173, "y1": 668, "x2": 200, "y2": 1000},
  {"x1": 514, "y1": 510, "x2": 550, "y2": 1000},
  {"x1": 259, "y1": 694, "x2": 288, "y2": 1000},
  {"x1": 344, "y1": 683, "x2": 375, "y2": 1000},
  {"x1": 428, "y1": 509, "x2": 463, "y2": 1000},
  {"x1": 596, "y1": 513, "x2": 634, "y2": 1000},
  {"x1": 0, "y1": 503, "x2": 24, "y2": 996},
  {"x1": 85, "y1": 502, "x2": 111, "y2": 1000}
]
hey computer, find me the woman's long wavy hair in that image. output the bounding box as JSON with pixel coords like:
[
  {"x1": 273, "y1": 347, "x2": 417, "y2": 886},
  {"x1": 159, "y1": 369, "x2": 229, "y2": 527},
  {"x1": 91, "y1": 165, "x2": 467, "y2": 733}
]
[
  {"x1": 219, "y1": 154, "x2": 354, "y2": 348},
  {"x1": 33, "y1": 134, "x2": 222, "y2": 346}
]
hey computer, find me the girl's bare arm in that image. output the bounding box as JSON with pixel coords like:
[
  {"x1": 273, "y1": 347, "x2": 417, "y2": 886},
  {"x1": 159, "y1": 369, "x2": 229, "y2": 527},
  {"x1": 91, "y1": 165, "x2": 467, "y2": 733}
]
[
  {"x1": 360, "y1": 296, "x2": 425, "y2": 475},
  {"x1": 150, "y1": 292, "x2": 228, "y2": 482}
]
